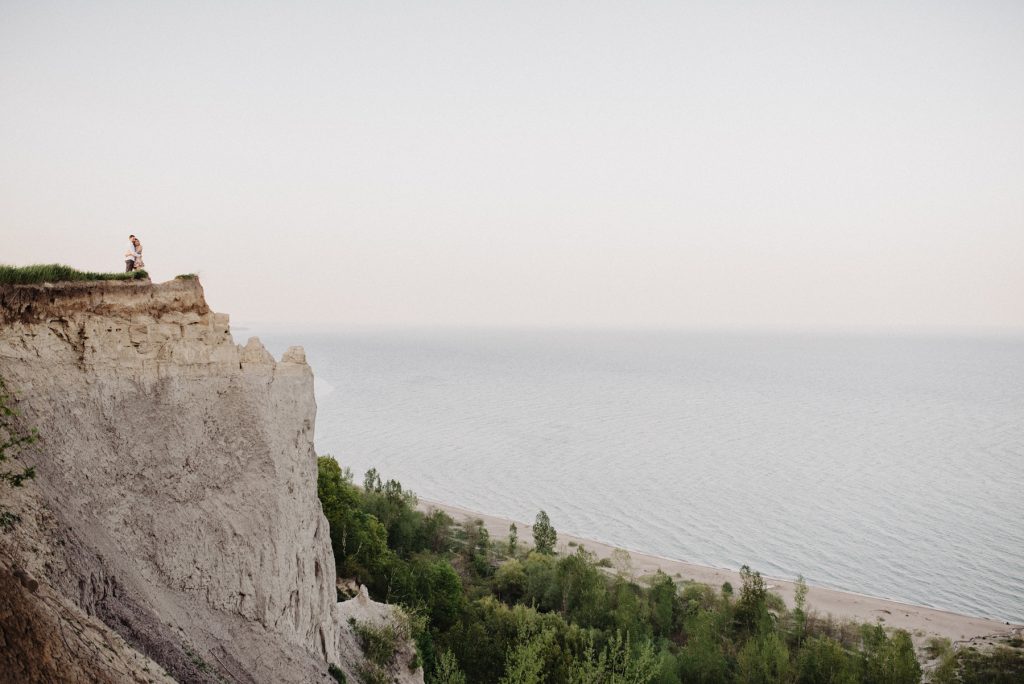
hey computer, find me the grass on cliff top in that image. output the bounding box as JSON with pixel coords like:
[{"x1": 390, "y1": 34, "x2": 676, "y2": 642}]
[{"x1": 0, "y1": 264, "x2": 149, "y2": 284}]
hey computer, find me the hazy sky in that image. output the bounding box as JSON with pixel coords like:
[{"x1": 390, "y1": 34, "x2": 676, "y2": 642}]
[{"x1": 2, "y1": 1, "x2": 1022, "y2": 331}]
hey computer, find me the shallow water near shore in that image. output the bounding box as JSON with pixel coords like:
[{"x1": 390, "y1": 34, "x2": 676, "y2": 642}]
[{"x1": 255, "y1": 328, "x2": 1024, "y2": 624}]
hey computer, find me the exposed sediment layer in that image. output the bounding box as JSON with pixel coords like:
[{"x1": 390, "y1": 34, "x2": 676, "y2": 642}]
[{"x1": 0, "y1": 278, "x2": 346, "y2": 682}]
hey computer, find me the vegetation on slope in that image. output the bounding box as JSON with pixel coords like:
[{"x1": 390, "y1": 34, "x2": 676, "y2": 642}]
[
  {"x1": 0, "y1": 376, "x2": 36, "y2": 531},
  {"x1": 318, "y1": 456, "x2": 1024, "y2": 683},
  {"x1": 0, "y1": 263, "x2": 149, "y2": 284}
]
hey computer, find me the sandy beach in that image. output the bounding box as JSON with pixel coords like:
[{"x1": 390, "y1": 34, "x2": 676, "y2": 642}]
[{"x1": 421, "y1": 498, "x2": 1021, "y2": 644}]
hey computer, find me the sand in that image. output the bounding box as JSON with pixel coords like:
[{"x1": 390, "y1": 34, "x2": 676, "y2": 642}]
[{"x1": 421, "y1": 498, "x2": 1021, "y2": 644}]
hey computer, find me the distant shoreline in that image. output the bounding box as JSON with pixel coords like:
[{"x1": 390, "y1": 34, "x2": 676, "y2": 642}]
[{"x1": 420, "y1": 497, "x2": 1021, "y2": 644}]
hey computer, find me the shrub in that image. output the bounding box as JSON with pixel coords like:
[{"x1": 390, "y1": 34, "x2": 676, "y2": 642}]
[
  {"x1": 433, "y1": 650, "x2": 467, "y2": 684},
  {"x1": 958, "y1": 646, "x2": 1024, "y2": 684},
  {"x1": 327, "y1": 663, "x2": 346, "y2": 683},
  {"x1": 0, "y1": 377, "x2": 36, "y2": 532},
  {"x1": 353, "y1": 620, "x2": 403, "y2": 668},
  {"x1": 796, "y1": 635, "x2": 856, "y2": 684}
]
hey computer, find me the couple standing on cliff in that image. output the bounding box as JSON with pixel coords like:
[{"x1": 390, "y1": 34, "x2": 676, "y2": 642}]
[{"x1": 124, "y1": 235, "x2": 144, "y2": 272}]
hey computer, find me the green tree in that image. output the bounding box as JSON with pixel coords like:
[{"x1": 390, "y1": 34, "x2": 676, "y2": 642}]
[
  {"x1": 557, "y1": 547, "x2": 608, "y2": 627},
  {"x1": 0, "y1": 377, "x2": 37, "y2": 531},
  {"x1": 363, "y1": 467, "x2": 382, "y2": 493},
  {"x1": 434, "y1": 650, "x2": 467, "y2": 684},
  {"x1": 508, "y1": 523, "x2": 519, "y2": 556},
  {"x1": 569, "y1": 631, "x2": 659, "y2": 684},
  {"x1": 532, "y1": 510, "x2": 557, "y2": 555},
  {"x1": 737, "y1": 631, "x2": 793, "y2": 684},
  {"x1": 735, "y1": 565, "x2": 770, "y2": 635},
  {"x1": 648, "y1": 571, "x2": 677, "y2": 638},
  {"x1": 499, "y1": 629, "x2": 554, "y2": 684},
  {"x1": 317, "y1": 457, "x2": 389, "y2": 583},
  {"x1": 792, "y1": 575, "x2": 809, "y2": 646},
  {"x1": 494, "y1": 559, "x2": 528, "y2": 604},
  {"x1": 611, "y1": 578, "x2": 649, "y2": 639},
  {"x1": 677, "y1": 611, "x2": 729, "y2": 684},
  {"x1": 796, "y1": 636, "x2": 856, "y2": 684},
  {"x1": 385, "y1": 554, "x2": 464, "y2": 629},
  {"x1": 858, "y1": 625, "x2": 921, "y2": 684}
]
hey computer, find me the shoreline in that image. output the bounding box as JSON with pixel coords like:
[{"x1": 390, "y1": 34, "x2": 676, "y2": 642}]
[{"x1": 420, "y1": 498, "x2": 1021, "y2": 644}]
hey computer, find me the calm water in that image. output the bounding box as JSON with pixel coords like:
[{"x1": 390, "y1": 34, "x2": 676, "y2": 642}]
[{"x1": 256, "y1": 329, "x2": 1024, "y2": 623}]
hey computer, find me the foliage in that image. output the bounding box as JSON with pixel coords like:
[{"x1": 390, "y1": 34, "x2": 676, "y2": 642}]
[
  {"x1": 532, "y1": 510, "x2": 557, "y2": 555},
  {"x1": 500, "y1": 629, "x2": 555, "y2": 684},
  {"x1": 315, "y1": 459, "x2": 1022, "y2": 683},
  {"x1": 858, "y1": 624, "x2": 920, "y2": 684},
  {"x1": 0, "y1": 377, "x2": 37, "y2": 531},
  {"x1": 353, "y1": 619, "x2": 405, "y2": 668},
  {"x1": 736, "y1": 631, "x2": 793, "y2": 684},
  {"x1": 795, "y1": 636, "x2": 856, "y2": 684},
  {"x1": 434, "y1": 650, "x2": 467, "y2": 684},
  {"x1": 792, "y1": 575, "x2": 809, "y2": 646},
  {"x1": 174, "y1": 273, "x2": 198, "y2": 280},
  {"x1": 569, "y1": 631, "x2": 659, "y2": 684},
  {"x1": 735, "y1": 565, "x2": 769, "y2": 636},
  {"x1": 677, "y1": 611, "x2": 730, "y2": 683},
  {"x1": 327, "y1": 663, "x2": 347, "y2": 683},
  {"x1": 0, "y1": 263, "x2": 149, "y2": 284},
  {"x1": 956, "y1": 646, "x2": 1024, "y2": 684}
]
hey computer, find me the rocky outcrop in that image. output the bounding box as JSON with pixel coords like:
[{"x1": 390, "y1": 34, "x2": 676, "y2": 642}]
[{"x1": 0, "y1": 278, "x2": 417, "y2": 682}]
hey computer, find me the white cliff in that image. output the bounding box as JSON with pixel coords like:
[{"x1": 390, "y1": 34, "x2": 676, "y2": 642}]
[{"x1": 0, "y1": 278, "x2": 420, "y2": 683}]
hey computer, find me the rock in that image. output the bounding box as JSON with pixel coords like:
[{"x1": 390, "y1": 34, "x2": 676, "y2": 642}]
[{"x1": 0, "y1": 278, "x2": 384, "y2": 683}]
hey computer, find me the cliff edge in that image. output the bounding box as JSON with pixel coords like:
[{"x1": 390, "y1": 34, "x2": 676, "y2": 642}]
[{"x1": 0, "y1": 278, "x2": 416, "y2": 683}]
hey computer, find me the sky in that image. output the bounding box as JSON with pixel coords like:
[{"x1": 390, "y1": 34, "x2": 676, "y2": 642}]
[{"x1": 1, "y1": 1, "x2": 1022, "y2": 331}]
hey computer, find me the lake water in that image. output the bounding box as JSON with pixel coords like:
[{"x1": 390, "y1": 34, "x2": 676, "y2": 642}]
[{"x1": 254, "y1": 328, "x2": 1024, "y2": 624}]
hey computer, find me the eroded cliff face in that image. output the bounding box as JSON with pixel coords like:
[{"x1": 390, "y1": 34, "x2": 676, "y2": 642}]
[{"x1": 0, "y1": 279, "x2": 348, "y2": 682}]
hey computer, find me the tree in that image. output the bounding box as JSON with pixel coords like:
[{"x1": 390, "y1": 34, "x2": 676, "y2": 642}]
[
  {"x1": 648, "y1": 571, "x2": 677, "y2": 638},
  {"x1": 796, "y1": 636, "x2": 856, "y2": 684},
  {"x1": 532, "y1": 511, "x2": 557, "y2": 555},
  {"x1": 363, "y1": 467, "x2": 382, "y2": 493},
  {"x1": 499, "y1": 629, "x2": 554, "y2": 684},
  {"x1": 494, "y1": 560, "x2": 528, "y2": 603},
  {"x1": 317, "y1": 457, "x2": 389, "y2": 583},
  {"x1": 793, "y1": 575, "x2": 809, "y2": 645},
  {"x1": 556, "y1": 547, "x2": 607, "y2": 628},
  {"x1": 569, "y1": 631, "x2": 659, "y2": 684},
  {"x1": 434, "y1": 650, "x2": 467, "y2": 684},
  {"x1": 859, "y1": 625, "x2": 920, "y2": 684},
  {"x1": 735, "y1": 565, "x2": 770, "y2": 635},
  {"x1": 508, "y1": 523, "x2": 519, "y2": 556},
  {"x1": 0, "y1": 377, "x2": 36, "y2": 531},
  {"x1": 677, "y1": 611, "x2": 729, "y2": 684},
  {"x1": 737, "y1": 631, "x2": 793, "y2": 684}
]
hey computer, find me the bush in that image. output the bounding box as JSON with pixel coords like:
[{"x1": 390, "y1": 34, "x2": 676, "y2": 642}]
[
  {"x1": 353, "y1": 620, "x2": 403, "y2": 668},
  {"x1": 0, "y1": 263, "x2": 148, "y2": 284},
  {"x1": 859, "y1": 624, "x2": 920, "y2": 684},
  {"x1": 327, "y1": 663, "x2": 346, "y2": 683},
  {"x1": 0, "y1": 377, "x2": 36, "y2": 532},
  {"x1": 796, "y1": 635, "x2": 856, "y2": 683},
  {"x1": 958, "y1": 646, "x2": 1024, "y2": 684},
  {"x1": 737, "y1": 631, "x2": 793, "y2": 684}
]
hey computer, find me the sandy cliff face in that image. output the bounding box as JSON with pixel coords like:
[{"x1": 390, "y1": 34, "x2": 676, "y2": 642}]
[{"x1": 0, "y1": 279, "x2": 348, "y2": 682}]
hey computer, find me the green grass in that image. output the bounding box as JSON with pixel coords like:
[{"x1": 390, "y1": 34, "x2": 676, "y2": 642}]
[
  {"x1": 175, "y1": 273, "x2": 198, "y2": 280},
  {"x1": 0, "y1": 264, "x2": 149, "y2": 285},
  {"x1": 353, "y1": 621, "x2": 401, "y2": 668}
]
